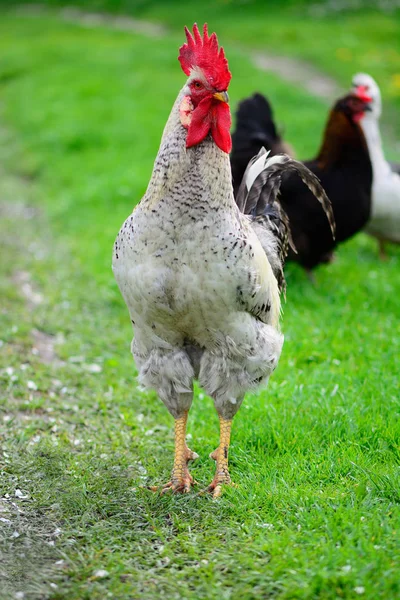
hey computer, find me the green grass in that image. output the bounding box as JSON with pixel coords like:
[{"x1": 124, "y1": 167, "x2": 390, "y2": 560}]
[
  {"x1": 138, "y1": 1, "x2": 400, "y2": 122},
  {"x1": 5, "y1": 0, "x2": 400, "y2": 145},
  {"x1": 0, "y1": 8, "x2": 399, "y2": 600}
]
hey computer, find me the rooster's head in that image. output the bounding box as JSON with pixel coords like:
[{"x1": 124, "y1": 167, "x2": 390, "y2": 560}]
[
  {"x1": 335, "y1": 94, "x2": 373, "y2": 124},
  {"x1": 351, "y1": 73, "x2": 382, "y2": 120},
  {"x1": 178, "y1": 23, "x2": 232, "y2": 153}
]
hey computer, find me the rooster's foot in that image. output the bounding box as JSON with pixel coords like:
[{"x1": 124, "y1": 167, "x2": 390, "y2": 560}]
[
  {"x1": 161, "y1": 468, "x2": 197, "y2": 494},
  {"x1": 158, "y1": 444, "x2": 198, "y2": 494},
  {"x1": 206, "y1": 451, "x2": 234, "y2": 497},
  {"x1": 205, "y1": 472, "x2": 235, "y2": 498},
  {"x1": 203, "y1": 416, "x2": 235, "y2": 497}
]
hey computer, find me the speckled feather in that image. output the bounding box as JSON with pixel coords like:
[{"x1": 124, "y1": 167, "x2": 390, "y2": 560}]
[{"x1": 113, "y1": 85, "x2": 284, "y2": 420}]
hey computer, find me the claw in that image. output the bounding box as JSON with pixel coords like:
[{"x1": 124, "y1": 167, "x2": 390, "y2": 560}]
[
  {"x1": 205, "y1": 476, "x2": 235, "y2": 497},
  {"x1": 160, "y1": 470, "x2": 197, "y2": 494},
  {"x1": 207, "y1": 481, "x2": 223, "y2": 498},
  {"x1": 199, "y1": 479, "x2": 236, "y2": 498}
]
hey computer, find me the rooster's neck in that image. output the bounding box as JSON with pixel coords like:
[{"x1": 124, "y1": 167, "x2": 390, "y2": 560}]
[{"x1": 142, "y1": 88, "x2": 234, "y2": 211}]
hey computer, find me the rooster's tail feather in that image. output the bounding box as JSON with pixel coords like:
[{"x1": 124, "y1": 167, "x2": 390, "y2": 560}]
[{"x1": 236, "y1": 148, "x2": 336, "y2": 292}]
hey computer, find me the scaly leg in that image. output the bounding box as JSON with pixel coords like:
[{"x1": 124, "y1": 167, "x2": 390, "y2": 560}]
[
  {"x1": 207, "y1": 415, "x2": 233, "y2": 498},
  {"x1": 161, "y1": 411, "x2": 198, "y2": 493}
]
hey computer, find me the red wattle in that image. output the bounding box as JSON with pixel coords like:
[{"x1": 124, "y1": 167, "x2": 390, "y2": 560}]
[
  {"x1": 211, "y1": 101, "x2": 232, "y2": 153},
  {"x1": 185, "y1": 96, "x2": 232, "y2": 154},
  {"x1": 353, "y1": 112, "x2": 364, "y2": 123},
  {"x1": 186, "y1": 97, "x2": 212, "y2": 148}
]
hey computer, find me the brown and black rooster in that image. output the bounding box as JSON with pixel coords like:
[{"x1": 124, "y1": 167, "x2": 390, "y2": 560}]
[{"x1": 231, "y1": 93, "x2": 373, "y2": 271}]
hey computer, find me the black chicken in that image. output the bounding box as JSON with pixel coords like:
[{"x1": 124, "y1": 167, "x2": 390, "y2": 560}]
[{"x1": 231, "y1": 93, "x2": 294, "y2": 195}]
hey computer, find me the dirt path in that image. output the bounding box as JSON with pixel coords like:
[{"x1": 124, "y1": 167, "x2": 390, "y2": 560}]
[
  {"x1": 0, "y1": 189, "x2": 63, "y2": 599},
  {"x1": 251, "y1": 52, "x2": 341, "y2": 100},
  {"x1": 0, "y1": 198, "x2": 64, "y2": 366},
  {"x1": 15, "y1": 3, "x2": 167, "y2": 37}
]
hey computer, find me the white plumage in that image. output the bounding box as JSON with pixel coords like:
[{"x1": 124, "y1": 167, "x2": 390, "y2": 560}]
[
  {"x1": 351, "y1": 73, "x2": 400, "y2": 248},
  {"x1": 113, "y1": 88, "x2": 283, "y2": 420},
  {"x1": 112, "y1": 24, "x2": 334, "y2": 495},
  {"x1": 112, "y1": 74, "x2": 286, "y2": 495}
]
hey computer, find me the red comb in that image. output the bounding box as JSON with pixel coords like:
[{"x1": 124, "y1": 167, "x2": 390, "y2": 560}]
[{"x1": 178, "y1": 23, "x2": 231, "y2": 91}]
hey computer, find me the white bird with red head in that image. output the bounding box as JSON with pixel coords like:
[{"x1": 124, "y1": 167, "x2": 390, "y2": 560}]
[
  {"x1": 351, "y1": 73, "x2": 400, "y2": 255},
  {"x1": 113, "y1": 24, "x2": 332, "y2": 496}
]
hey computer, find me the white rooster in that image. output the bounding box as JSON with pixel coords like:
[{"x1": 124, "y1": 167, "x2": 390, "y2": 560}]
[
  {"x1": 351, "y1": 73, "x2": 400, "y2": 257},
  {"x1": 113, "y1": 24, "x2": 334, "y2": 496}
]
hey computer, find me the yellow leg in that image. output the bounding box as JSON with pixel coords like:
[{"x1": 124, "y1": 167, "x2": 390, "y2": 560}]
[
  {"x1": 207, "y1": 415, "x2": 233, "y2": 498},
  {"x1": 161, "y1": 411, "x2": 198, "y2": 493}
]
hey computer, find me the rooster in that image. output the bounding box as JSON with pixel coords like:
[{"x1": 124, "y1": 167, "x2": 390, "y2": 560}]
[
  {"x1": 113, "y1": 24, "x2": 334, "y2": 496},
  {"x1": 351, "y1": 73, "x2": 400, "y2": 258},
  {"x1": 232, "y1": 92, "x2": 373, "y2": 271},
  {"x1": 231, "y1": 93, "x2": 294, "y2": 195}
]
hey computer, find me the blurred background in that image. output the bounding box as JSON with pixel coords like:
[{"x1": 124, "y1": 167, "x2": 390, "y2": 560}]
[
  {"x1": 0, "y1": 0, "x2": 399, "y2": 255},
  {"x1": 0, "y1": 1, "x2": 399, "y2": 599}
]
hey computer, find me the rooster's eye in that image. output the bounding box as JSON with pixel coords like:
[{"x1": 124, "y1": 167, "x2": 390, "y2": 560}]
[{"x1": 193, "y1": 81, "x2": 203, "y2": 90}]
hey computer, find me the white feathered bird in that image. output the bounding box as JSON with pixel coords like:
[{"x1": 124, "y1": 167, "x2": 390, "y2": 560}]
[
  {"x1": 351, "y1": 73, "x2": 400, "y2": 256},
  {"x1": 113, "y1": 24, "x2": 334, "y2": 496}
]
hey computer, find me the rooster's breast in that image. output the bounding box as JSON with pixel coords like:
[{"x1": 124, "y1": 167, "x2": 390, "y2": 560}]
[{"x1": 112, "y1": 207, "x2": 257, "y2": 346}]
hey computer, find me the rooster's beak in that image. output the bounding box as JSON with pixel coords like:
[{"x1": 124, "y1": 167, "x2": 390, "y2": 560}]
[{"x1": 213, "y1": 91, "x2": 229, "y2": 103}]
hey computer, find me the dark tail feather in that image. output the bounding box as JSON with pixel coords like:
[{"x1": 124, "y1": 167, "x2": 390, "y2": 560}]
[
  {"x1": 236, "y1": 149, "x2": 336, "y2": 240},
  {"x1": 235, "y1": 148, "x2": 336, "y2": 292}
]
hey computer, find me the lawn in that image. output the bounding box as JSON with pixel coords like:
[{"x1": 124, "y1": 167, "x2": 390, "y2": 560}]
[
  {"x1": 0, "y1": 5, "x2": 399, "y2": 600},
  {"x1": 6, "y1": 0, "x2": 400, "y2": 144}
]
